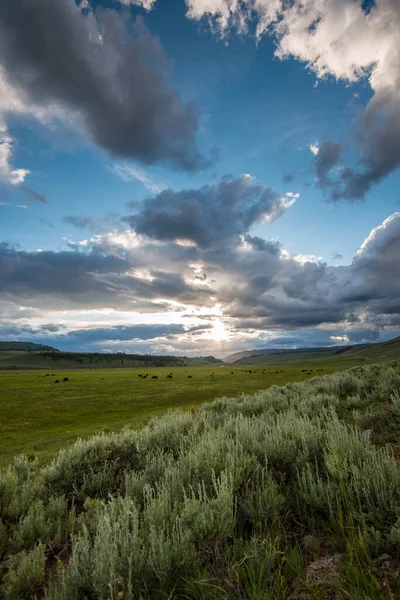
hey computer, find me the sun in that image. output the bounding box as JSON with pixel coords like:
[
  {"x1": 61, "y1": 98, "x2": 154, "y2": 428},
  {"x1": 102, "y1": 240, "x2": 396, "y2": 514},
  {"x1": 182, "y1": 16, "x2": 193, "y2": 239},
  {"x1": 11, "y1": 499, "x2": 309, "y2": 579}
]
[{"x1": 210, "y1": 319, "x2": 228, "y2": 342}]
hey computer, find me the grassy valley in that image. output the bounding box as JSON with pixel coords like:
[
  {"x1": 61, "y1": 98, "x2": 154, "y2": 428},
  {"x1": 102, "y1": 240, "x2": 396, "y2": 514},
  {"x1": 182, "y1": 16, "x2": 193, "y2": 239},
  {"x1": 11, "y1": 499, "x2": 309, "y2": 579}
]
[
  {"x1": 1, "y1": 337, "x2": 400, "y2": 598},
  {"x1": 2, "y1": 363, "x2": 400, "y2": 598}
]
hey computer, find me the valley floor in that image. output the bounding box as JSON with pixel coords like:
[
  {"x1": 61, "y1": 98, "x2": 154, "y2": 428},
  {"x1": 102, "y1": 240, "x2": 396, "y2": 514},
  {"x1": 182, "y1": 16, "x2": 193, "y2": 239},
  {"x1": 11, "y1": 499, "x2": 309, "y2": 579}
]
[
  {"x1": 1, "y1": 363, "x2": 400, "y2": 598},
  {"x1": 1, "y1": 358, "x2": 364, "y2": 465}
]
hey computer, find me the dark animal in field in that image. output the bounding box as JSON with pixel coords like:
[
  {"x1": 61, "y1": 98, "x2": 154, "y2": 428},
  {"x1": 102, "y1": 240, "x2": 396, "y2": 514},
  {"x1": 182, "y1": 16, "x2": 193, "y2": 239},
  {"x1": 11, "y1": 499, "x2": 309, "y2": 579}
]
[
  {"x1": 63, "y1": 377, "x2": 69, "y2": 382},
  {"x1": 54, "y1": 380, "x2": 59, "y2": 384},
  {"x1": 143, "y1": 374, "x2": 148, "y2": 379},
  {"x1": 231, "y1": 372, "x2": 234, "y2": 375},
  {"x1": 138, "y1": 374, "x2": 142, "y2": 377},
  {"x1": 188, "y1": 375, "x2": 192, "y2": 378},
  {"x1": 44, "y1": 374, "x2": 50, "y2": 377},
  {"x1": 101, "y1": 377, "x2": 105, "y2": 380},
  {"x1": 248, "y1": 370, "x2": 252, "y2": 374},
  {"x1": 167, "y1": 374, "x2": 172, "y2": 379},
  {"x1": 151, "y1": 375, "x2": 158, "y2": 379},
  {"x1": 51, "y1": 374, "x2": 55, "y2": 376}
]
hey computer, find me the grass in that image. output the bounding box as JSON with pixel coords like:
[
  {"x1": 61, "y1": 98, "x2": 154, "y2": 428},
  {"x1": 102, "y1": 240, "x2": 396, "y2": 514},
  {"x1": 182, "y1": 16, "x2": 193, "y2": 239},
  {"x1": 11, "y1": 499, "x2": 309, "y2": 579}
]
[
  {"x1": 0, "y1": 358, "x2": 359, "y2": 466},
  {"x1": 2, "y1": 363, "x2": 400, "y2": 599}
]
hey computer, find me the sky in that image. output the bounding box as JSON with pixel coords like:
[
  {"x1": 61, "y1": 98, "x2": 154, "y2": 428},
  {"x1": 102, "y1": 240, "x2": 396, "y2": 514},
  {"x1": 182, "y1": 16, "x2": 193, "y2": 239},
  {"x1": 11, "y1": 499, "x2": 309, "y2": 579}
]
[{"x1": 0, "y1": 0, "x2": 399, "y2": 357}]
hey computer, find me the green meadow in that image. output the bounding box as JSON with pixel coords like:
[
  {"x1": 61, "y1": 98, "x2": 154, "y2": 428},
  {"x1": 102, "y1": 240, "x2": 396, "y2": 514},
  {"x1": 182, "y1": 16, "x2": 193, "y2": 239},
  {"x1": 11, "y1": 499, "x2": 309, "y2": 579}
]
[
  {"x1": 1, "y1": 358, "x2": 356, "y2": 466},
  {"x1": 2, "y1": 363, "x2": 400, "y2": 599}
]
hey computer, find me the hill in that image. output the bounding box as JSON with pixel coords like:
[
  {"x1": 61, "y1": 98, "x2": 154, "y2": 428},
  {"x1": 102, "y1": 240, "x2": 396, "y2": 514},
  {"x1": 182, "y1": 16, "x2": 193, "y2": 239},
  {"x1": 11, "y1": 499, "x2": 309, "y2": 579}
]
[
  {"x1": 0, "y1": 341, "x2": 58, "y2": 352},
  {"x1": 0, "y1": 348, "x2": 223, "y2": 369},
  {"x1": 224, "y1": 336, "x2": 400, "y2": 365}
]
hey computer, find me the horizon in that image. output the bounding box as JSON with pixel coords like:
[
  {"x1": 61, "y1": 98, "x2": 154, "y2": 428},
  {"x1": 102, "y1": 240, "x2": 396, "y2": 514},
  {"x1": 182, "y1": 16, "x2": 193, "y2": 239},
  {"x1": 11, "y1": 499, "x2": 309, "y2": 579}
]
[
  {"x1": 1, "y1": 0, "x2": 400, "y2": 355},
  {"x1": 1, "y1": 335, "x2": 397, "y2": 360}
]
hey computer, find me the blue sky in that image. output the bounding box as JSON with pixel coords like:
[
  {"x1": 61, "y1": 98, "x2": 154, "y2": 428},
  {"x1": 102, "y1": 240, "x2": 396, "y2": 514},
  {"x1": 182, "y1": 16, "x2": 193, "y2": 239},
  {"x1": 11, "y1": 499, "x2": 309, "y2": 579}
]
[{"x1": 0, "y1": 0, "x2": 399, "y2": 355}]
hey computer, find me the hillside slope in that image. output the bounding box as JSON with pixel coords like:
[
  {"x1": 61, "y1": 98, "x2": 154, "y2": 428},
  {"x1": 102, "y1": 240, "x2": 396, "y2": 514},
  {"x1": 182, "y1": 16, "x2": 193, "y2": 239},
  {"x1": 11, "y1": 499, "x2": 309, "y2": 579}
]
[
  {"x1": 225, "y1": 336, "x2": 400, "y2": 365},
  {"x1": 0, "y1": 341, "x2": 58, "y2": 352}
]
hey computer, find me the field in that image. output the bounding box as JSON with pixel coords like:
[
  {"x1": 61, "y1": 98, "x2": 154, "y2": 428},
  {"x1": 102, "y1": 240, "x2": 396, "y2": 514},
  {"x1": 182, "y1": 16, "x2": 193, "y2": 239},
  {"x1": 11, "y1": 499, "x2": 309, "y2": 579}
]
[
  {"x1": 2, "y1": 363, "x2": 400, "y2": 599},
  {"x1": 0, "y1": 359, "x2": 356, "y2": 466}
]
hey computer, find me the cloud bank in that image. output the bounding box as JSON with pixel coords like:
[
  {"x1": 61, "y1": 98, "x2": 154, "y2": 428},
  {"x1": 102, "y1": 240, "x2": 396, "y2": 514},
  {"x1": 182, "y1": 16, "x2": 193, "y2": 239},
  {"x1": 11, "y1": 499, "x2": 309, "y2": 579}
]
[
  {"x1": 0, "y1": 0, "x2": 206, "y2": 171},
  {"x1": 183, "y1": 0, "x2": 400, "y2": 200},
  {"x1": 1, "y1": 168, "x2": 399, "y2": 352}
]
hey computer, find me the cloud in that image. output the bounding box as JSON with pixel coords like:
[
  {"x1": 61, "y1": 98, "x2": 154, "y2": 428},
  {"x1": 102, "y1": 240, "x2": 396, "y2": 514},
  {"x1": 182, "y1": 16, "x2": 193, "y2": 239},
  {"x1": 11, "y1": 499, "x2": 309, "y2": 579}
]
[
  {"x1": 1, "y1": 200, "x2": 400, "y2": 351},
  {"x1": 125, "y1": 174, "x2": 296, "y2": 248},
  {"x1": 118, "y1": 0, "x2": 157, "y2": 9},
  {"x1": 18, "y1": 185, "x2": 48, "y2": 204},
  {"x1": 0, "y1": 239, "x2": 213, "y2": 310},
  {"x1": 0, "y1": 322, "x2": 187, "y2": 352},
  {"x1": 0, "y1": 0, "x2": 206, "y2": 171},
  {"x1": 184, "y1": 0, "x2": 400, "y2": 200},
  {"x1": 63, "y1": 216, "x2": 96, "y2": 229},
  {"x1": 62, "y1": 214, "x2": 121, "y2": 232},
  {"x1": 313, "y1": 141, "x2": 344, "y2": 190},
  {"x1": 0, "y1": 125, "x2": 29, "y2": 185},
  {"x1": 111, "y1": 162, "x2": 165, "y2": 193}
]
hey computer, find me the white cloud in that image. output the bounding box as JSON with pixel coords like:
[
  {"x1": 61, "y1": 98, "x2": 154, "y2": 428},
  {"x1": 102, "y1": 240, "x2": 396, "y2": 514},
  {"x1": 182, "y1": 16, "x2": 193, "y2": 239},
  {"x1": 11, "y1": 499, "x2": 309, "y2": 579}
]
[
  {"x1": 0, "y1": 202, "x2": 27, "y2": 208},
  {"x1": 185, "y1": 0, "x2": 400, "y2": 198},
  {"x1": 357, "y1": 212, "x2": 400, "y2": 257},
  {"x1": 111, "y1": 162, "x2": 165, "y2": 193},
  {"x1": 118, "y1": 0, "x2": 157, "y2": 9},
  {"x1": 0, "y1": 124, "x2": 30, "y2": 185},
  {"x1": 309, "y1": 142, "x2": 319, "y2": 156}
]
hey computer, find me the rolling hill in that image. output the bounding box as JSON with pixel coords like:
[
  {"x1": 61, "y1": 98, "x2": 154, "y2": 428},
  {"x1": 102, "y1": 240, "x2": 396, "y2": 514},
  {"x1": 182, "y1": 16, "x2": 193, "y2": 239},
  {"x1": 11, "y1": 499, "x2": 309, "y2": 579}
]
[
  {"x1": 0, "y1": 347, "x2": 223, "y2": 369},
  {"x1": 0, "y1": 341, "x2": 58, "y2": 352},
  {"x1": 224, "y1": 336, "x2": 400, "y2": 365}
]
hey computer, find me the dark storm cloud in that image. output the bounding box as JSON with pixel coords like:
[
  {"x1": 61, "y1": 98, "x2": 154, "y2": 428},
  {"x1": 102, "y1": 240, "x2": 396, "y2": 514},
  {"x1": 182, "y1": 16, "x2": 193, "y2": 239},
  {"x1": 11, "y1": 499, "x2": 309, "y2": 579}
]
[
  {"x1": 314, "y1": 111, "x2": 400, "y2": 202},
  {"x1": 242, "y1": 234, "x2": 280, "y2": 254},
  {"x1": 18, "y1": 185, "x2": 48, "y2": 204},
  {"x1": 0, "y1": 0, "x2": 206, "y2": 170},
  {"x1": 0, "y1": 243, "x2": 211, "y2": 308},
  {"x1": 61, "y1": 324, "x2": 186, "y2": 343},
  {"x1": 0, "y1": 243, "x2": 126, "y2": 304},
  {"x1": 1, "y1": 211, "x2": 400, "y2": 346},
  {"x1": 331, "y1": 94, "x2": 400, "y2": 201},
  {"x1": 125, "y1": 175, "x2": 292, "y2": 248},
  {"x1": 223, "y1": 213, "x2": 400, "y2": 332},
  {"x1": 314, "y1": 141, "x2": 344, "y2": 190}
]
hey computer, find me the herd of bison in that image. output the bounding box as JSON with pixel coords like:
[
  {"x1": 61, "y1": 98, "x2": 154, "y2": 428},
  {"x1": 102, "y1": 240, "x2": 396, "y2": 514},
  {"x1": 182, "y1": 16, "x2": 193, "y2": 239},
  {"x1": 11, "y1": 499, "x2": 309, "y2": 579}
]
[{"x1": 39, "y1": 366, "x2": 324, "y2": 384}]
